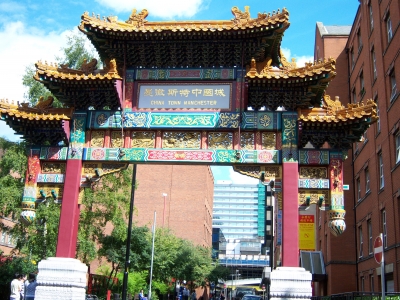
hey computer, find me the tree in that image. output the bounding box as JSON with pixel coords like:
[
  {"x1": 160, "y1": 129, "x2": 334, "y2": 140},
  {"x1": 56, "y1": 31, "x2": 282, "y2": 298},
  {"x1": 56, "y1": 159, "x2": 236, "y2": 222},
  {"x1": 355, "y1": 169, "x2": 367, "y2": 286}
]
[{"x1": 22, "y1": 30, "x2": 99, "y2": 106}]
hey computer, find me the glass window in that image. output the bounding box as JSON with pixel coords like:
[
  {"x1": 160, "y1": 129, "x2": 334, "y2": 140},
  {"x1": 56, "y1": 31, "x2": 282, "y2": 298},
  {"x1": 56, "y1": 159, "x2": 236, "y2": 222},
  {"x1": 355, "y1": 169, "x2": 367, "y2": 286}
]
[
  {"x1": 360, "y1": 71, "x2": 365, "y2": 97},
  {"x1": 371, "y1": 49, "x2": 377, "y2": 80},
  {"x1": 1, "y1": 232, "x2": 6, "y2": 243},
  {"x1": 369, "y1": 4, "x2": 374, "y2": 31},
  {"x1": 357, "y1": 29, "x2": 362, "y2": 52},
  {"x1": 376, "y1": 97, "x2": 380, "y2": 132},
  {"x1": 390, "y1": 70, "x2": 397, "y2": 101},
  {"x1": 351, "y1": 48, "x2": 355, "y2": 69},
  {"x1": 7, "y1": 234, "x2": 12, "y2": 245},
  {"x1": 357, "y1": 178, "x2": 361, "y2": 201},
  {"x1": 382, "y1": 210, "x2": 387, "y2": 248},
  {"x1": 365, "y1": 168, "x2": 370, "y2": 192},
  {"x1": 396, "y1": 133, "x2": 400, "y2": 164},
  {"x1": 359, "y1": 226, "x2": 363, "y2": 257},
  {"x1": 368, "y1": 220, "x2": 373, "y2": 254},
  {"x1": 379, "y1": 153, "x2": 384, "y2": 189},
  {"x1": 352, "y1": 88, "x2": 356, "y2": 103},
  {"x1": 361, "y1": 276, "x2": 365, "y2": 292},
  {"x1": 386, "y1": 15, "x2": 393, "y2": 43},
  {"x1": 371, "y1": 275, "x2": 374, "y2": 292}
]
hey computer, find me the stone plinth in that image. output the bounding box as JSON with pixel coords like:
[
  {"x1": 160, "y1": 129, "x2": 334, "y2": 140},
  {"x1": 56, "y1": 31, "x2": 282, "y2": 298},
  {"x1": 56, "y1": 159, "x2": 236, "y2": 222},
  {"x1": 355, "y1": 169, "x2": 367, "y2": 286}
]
[
  {"x1": 270, "y1": 267, "x2": 312, "y2": 300},
  {"x1": 35, "y1": 257, "x2": 88, "y2": 300}
]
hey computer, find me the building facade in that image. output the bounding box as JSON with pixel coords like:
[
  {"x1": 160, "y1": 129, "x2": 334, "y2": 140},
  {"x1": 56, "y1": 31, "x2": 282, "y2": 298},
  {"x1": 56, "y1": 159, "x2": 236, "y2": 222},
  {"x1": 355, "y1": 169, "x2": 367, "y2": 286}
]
[{"x1": 314, "y1": 0, "x2": 399, "y2": 294}]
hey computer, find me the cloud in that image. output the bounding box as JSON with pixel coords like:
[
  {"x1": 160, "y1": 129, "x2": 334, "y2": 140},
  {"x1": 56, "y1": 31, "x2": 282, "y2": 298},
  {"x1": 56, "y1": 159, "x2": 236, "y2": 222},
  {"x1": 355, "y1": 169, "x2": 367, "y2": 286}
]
[
  {"x1": 0, "y1": 21, "x2": 75, "y2": 141},
  {"x1": 95, "y1": 0, "x2": 206, "y2": 19},
  {"x1": 211, "y1": 166, "x2": 259, "y2": 184},
  {"x1": 281, "y1": 47, "x2": 313, "y2": 67}
]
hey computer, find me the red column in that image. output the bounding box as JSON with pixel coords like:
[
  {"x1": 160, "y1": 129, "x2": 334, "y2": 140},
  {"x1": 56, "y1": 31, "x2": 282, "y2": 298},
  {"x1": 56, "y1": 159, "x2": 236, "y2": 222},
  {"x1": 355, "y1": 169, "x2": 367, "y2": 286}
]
[
  {"x1": 56, "y1": 159, "x2": 82, "y2": 257},
  {"x1": 282, "y1": 161, "x2": 299, "y2": 267}
]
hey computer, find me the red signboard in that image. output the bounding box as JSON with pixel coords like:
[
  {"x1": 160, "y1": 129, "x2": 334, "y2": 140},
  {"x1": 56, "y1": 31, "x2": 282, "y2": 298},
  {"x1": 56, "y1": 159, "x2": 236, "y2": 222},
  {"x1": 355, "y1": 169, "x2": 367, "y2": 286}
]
[{"x1": 374, "y1": 236, "x2": 383, "y2": 264}]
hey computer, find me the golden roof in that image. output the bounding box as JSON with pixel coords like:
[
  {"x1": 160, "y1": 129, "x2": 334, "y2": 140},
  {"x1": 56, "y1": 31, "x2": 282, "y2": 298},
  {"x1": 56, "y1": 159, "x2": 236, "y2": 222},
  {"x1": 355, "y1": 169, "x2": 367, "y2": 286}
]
[
  {"x1": 298, "y1": 95, "x2": 378, "y2": 123},
  {"x1": 80, "y1": 6, "x2": 289, "y2": 33},
  {"x1": 0, "y1": 98, "x2": 72, "y2": 121},
  {"x1": 246, "y1": 56, "x2": 336, "y2": 79},
  {"x1": 34, "y1": 58, "x2": 121, "y2": 81}
]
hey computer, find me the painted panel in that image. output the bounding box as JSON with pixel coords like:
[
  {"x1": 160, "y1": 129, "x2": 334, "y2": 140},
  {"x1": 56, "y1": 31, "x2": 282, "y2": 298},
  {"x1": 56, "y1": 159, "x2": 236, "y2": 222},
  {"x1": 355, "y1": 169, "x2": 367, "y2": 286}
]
[
  {"x1": 37, "y1": 174, "x2": 65, "y2": 183},
  {"x1": 40, "y1": 147, "x2": 68, "y2": 160},
  {"x1": 135, "y1": 68, "x2": 236, "y2": 80},
  {"x1": 82, "y1": 148, "x2": 281, "y2": 164},
  {"x1": 299, "y1": 150, "x2": 330, "y2": 165},
  {"x1": 137, "y1": 83, "x2": 232, "y2": 109},
  {"x1": 149, "y1": 113, "x2": 218, "y2": 128},
  {"x1": 242, "y1": 112, "x2": 281, "y2": 130},
  {"x1": 298, "y1": 179, "x2": 330, "y2": 189}
]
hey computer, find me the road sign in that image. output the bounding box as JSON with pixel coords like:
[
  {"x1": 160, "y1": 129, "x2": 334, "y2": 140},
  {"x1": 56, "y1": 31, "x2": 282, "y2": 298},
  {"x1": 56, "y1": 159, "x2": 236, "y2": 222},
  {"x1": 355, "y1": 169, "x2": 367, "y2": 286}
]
[
  {"x1": 343, "y1": 184, "x2": 350, "y2": 190},
  {"x1": 374, "y1": 236, "x2": 383, "y2": 264}
]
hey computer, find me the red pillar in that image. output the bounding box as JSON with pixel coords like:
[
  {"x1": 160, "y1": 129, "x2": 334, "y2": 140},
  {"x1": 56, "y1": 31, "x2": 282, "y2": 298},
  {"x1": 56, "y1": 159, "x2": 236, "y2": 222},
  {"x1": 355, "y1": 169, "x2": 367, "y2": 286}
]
[
  {"x1": 282, "y1": 161, "x2": 299, "y2": 267},
  {"x1": 56, "y1": 159, "x2": 82, "y2": 257}
]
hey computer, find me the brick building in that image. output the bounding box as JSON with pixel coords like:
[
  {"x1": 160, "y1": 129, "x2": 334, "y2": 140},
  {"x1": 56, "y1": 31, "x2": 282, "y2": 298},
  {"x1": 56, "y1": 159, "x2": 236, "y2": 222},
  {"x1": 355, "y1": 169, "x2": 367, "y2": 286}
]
[
  {"x1": 314, "y1": 0, "x2": 399, "y2": 294},
  {"x1": 134, "y1": 164, "x2": 214, "y2": 248}
]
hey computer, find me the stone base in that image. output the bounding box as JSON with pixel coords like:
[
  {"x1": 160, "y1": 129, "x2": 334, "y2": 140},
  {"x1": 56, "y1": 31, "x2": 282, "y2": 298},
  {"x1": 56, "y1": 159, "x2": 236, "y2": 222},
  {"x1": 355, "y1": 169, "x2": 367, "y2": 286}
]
[
  {"x1": 35, "y1": 257, "x2": 88, "y2": 300},
  {"x1": 270, "y1": 267, "x2": 312, "y2": 300}
]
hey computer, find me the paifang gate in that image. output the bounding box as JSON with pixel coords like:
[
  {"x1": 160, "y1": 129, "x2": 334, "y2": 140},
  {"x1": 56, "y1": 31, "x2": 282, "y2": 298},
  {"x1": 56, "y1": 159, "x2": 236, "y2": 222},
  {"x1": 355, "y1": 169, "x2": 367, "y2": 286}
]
[{"x1": 0, "y1": 6, "x2": 377, "y2": 268}]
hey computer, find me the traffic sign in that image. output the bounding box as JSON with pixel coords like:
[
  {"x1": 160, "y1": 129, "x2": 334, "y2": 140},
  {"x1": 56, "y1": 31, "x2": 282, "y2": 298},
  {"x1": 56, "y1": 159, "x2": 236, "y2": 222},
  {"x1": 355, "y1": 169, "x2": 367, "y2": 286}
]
[{"x1": 374, "y1": 236, "x2": 383, "y2": 264}]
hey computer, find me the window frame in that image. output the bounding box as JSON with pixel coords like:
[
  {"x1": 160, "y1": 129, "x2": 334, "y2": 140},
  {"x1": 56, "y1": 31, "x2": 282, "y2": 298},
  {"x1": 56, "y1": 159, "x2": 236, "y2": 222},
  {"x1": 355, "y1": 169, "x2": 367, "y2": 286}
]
[
  {"x1": 396, "y1": 132, "x2": 400, "y2": 164},
  {"x1": 376, "y1": 97, "x2": 380, "y2": 132},
  {"x1": 382, "y1": 210, "x2": 387, "y2": 248},
  {"x1": 371, "y1": 48, "x2": 377, "y2": 80},
  {"x1": 357, "y1": 177, "x2": 361, "y2": 201},
  {"x1": 368, "y1": 220, "x2": 373, "y2": 254},
  {"x1": 378, "y1": 152, "x2": 384, "y2": 189},
  {"x1": 386, "y1": 15, "x2": 393, "y2": 43},
  {"x1": 390, "y1": 70, "x2": 397, "y2": 101},
  {"x1": 369, "y1": 4, "x2": 374, "y2": 32},
  {"x1": 359, "y1": 225, "x2": 363, "y2": 257},
  {"x1": 365, "y1": 168, "x2": 370, "y2": 192}
]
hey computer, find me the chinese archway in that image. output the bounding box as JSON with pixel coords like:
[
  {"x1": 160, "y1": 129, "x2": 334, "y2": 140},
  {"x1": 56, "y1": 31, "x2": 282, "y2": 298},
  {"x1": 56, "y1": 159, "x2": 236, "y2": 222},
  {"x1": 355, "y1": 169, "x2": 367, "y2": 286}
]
[{"x1": 0, "y1": 6, "x2": 377, "y2": 300}]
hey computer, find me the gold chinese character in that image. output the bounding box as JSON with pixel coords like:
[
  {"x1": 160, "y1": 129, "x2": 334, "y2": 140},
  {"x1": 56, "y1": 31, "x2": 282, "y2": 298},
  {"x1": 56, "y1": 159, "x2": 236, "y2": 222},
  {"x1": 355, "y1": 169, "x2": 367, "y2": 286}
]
[
  {"x1": 155, "y1": 89, "x2": 165, "y2": 96},
  {"x1": 203, "y1": 89, "x2": 213, "y2": 96},
  {"x1": 192, "y1": 89, "x2": 202, "y2": 97},
  {"x1": 144, "y1": 89, "x2": 153, "y2": 96},
  {"x1": 214, "y1": 89, "x2": 226, "y2": 97},
  {"x1": 179, "y1": 89, "x2": 190, "y2": 97},
  {"x1": 168, "y1": 89, "x2": 178, "y2": 96}
]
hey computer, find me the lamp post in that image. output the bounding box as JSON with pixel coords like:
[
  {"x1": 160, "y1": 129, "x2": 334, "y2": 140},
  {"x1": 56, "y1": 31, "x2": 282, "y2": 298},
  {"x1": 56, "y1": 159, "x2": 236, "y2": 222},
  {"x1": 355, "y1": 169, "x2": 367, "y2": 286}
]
[{"x1": 162, "y1": 193, "x2": 167, "y2": 227}]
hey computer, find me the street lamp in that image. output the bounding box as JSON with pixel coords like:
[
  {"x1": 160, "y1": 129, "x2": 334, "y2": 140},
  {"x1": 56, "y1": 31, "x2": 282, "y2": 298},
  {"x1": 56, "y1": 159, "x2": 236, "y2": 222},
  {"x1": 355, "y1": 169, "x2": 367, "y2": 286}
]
[{"x1": 162, "y1": 193, "x2": 167, "y2": 227}]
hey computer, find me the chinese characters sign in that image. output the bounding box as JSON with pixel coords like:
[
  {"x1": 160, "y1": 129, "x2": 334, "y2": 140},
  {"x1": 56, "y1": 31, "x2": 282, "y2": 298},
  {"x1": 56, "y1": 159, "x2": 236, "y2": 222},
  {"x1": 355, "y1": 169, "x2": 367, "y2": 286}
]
[
  {"x1": 137, "y1": 83, "x2": 231, "y2": 109},
  {"x1": 299, "y1": 215, "x2": 315, "y2": 251}
]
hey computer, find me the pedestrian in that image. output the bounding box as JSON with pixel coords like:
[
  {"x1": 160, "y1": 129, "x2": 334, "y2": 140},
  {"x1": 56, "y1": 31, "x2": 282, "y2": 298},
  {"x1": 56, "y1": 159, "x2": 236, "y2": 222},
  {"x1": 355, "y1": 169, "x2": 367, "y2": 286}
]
[
  {"x1": 10, "y1": 273, "x2": 23, "y2": 300},
  {"x1": 220, "y1": 292, "x2": 225, "y2": 300},
  {"x1": 24, "y1": 273, "x2": 38, "y2": 300},
  {"x1": 183, "y1": 287, "x2": 189, "y2": 300},
  {"x1": 20, "y1": 274, "x2": 27, "y2": 300},
  {"x1": 191, "y1": 290, "x2": 196, "y2": 300},
  {"x1": 139, "y1": 289, "x2": 144, "y2": 300}
]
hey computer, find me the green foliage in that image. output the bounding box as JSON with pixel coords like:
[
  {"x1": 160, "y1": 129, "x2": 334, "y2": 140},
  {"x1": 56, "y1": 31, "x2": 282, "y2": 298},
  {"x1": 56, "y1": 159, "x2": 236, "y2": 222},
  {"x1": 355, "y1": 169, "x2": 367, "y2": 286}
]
[
  {"x1": 55, "y1": 31, "x2": 99, "y2": 69},
  {"x1": 21, "y1": 66, "x2": 54, "y2": 106},
  {"x1": 76, "y1": 167, "x2": 133, "y2": 264},
  {"x1": 0, "y1": 256, "x2": 37, "y2": 284},
  {"x1": 115, "y1": 271, "x2": 148, "y2": 296}
]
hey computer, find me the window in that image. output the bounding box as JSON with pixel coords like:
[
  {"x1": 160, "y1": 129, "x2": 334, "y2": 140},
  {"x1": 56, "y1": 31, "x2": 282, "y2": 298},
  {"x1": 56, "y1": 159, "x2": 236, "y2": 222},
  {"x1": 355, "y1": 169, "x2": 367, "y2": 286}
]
[
  {"x1": 390, "y1": 70, "x2": 397, "y2": 101},
  {"x1": 357, "y1": 178, "x2": 361, "y2": 201},
  {"x1": 365, "y1": 168, "x2": 370, "y2": 192},
  {"x1": 371, "y1": 275, "x2": 374, "y2": 292},
  {"x1": 369, "y1": 4, "x2": 374, "y2": 32},
  {"x1": 7, "y1": 234, "x2": 12, "y2": 245},
  {"x1": 379, "y1": 153, "x2": 384, "y2": 189},
  {"x1": 368, "y1": 220, "x2": 373, "y2": 254},
  {"x1": 382, "y1": 210, "x2": 387, "y2": 248},
  {"x1": 371, "y1": 49, "x2": 377, "y2": 80},
  {"x1": 359, "y1": 226, "x2": 363, "y2": 257},
  {"x1": 351, "y1": 48, "x2": 355, "y2": 69},
  {"x1": 376, "y1": 98, "x2": 380, "y2": 132},
  {"x1": 352, "y1": 88, "x2": 357, "y2": 103},
  {"x1": 396, "y1": 133, "x2": 400, "y2": 164},
  {"x1": 357, "y1": 29, "x2": 363, "y2": 52},
  {"x1": 386, "y1": 15, "x2": 393, "y2": 43},
  {"x1": 1, "y1": 232, "x2": 5, "y2": 243},
  {"x1": 361, "y1": 276, "x2": 365, "y2": 292},
  {"x1": 360, "y1": 71, "x2": 365, "y2": 97}
]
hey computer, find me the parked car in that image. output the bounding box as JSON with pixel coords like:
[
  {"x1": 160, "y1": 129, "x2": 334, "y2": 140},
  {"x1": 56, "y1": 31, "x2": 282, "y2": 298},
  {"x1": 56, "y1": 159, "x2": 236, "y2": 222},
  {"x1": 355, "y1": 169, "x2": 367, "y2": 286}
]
[
  {"x1": 234, "y1": 287, "x2": 256, "y2": 300},
  {"x1": 241, "y1": 295, "x2": 263, "y2": 300}
]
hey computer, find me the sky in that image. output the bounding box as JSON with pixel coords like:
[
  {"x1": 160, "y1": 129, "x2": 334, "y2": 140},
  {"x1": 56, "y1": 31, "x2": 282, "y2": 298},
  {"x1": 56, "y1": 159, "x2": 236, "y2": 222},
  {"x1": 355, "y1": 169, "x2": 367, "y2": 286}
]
[{"x1": 0, "y1": 0, "x2": 360, "y2": 183}]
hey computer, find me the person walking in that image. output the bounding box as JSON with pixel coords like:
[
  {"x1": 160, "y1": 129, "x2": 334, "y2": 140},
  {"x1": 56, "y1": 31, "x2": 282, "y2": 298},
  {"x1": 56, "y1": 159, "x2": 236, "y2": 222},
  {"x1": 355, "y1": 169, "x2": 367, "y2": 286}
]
[
  {"x1": 20, "y1": 274, "x2": 27, "y2": 300},
  {"x1": 10, "y1": 274, "x2": 23, "y2": 300},
  {"x1": 24, "y1": 273, "x2": 38, "y2": 300}
]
